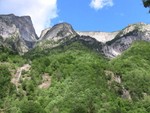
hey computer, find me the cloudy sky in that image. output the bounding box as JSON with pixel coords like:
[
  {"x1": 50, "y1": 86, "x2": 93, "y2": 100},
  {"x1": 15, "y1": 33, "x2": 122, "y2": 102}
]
[{"x1": 0, "y1": 0, "x2": 149, "y2": 35}]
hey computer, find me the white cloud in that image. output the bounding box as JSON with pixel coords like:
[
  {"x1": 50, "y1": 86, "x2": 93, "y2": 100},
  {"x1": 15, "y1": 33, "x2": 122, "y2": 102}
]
[
  {"x1": 0, "y1": 0, "x2": 58, "y2": 36},
  {"x1": 90, "y1": 0, "x2": 113, "y2": 10}
]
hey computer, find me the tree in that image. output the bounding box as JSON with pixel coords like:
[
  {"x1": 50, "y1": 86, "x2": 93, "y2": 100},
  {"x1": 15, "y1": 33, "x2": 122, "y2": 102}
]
[
  {"x1": 19, "y1": 101, "x2": 46, "y2": 113},
  {"x1": 143, "y1": 0, "x2": 150, "y2": 8},
  {"x1": 142, "y1": 0, "x2": 150, "y2": 12},
  {"x1": 0, "y1": 66, "x2": 13, "y2": 99}
]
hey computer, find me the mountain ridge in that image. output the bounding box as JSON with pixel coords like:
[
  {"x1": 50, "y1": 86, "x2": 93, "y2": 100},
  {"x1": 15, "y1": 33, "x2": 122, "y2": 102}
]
[
  {"x1": 39, "y1": 22, "x2": 150, "y2": 58},
  {"x1": 1, "y1": 14, "x2": 150, "y2": 58}
]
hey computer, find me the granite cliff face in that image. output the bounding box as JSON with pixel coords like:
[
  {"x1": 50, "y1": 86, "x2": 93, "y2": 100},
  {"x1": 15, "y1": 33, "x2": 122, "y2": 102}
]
[
  {"x1": 36, "y1": 23, "x2": 77, "y2": 50},
  {"x1": 103, "y1": 23, "x2": 150, "y2": 58},
  {"x1": 40, "y1": 23, "x2": 77, "y2": 40},
  {"x1": 0, "y1": 14, "x2": 38, "y2": 54},
  {"x1": 77, "y1": 31, "x2": 118, "y2": 43},
  {"x1": 39, "y1": 22, "x2": 150, "y2": 58}
]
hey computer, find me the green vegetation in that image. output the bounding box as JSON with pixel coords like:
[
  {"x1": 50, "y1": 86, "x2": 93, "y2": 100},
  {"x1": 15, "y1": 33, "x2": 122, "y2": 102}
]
[
  {"x1": 0, "y1": 41, "x2": 150, "y2": 113},
  {"x1": 143, "y1": 0, "x2": 150, "y2": 8},
  {"x1": 110, "y1": 41, "x2": 150, "y2": 100},
  {"x1": 142, "y1": 0, "x2": 150, "y2": 12}
]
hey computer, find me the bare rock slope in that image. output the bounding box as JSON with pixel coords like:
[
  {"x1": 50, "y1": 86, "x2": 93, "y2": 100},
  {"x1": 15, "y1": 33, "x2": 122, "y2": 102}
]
[
  {"x1": 103, "y1": 23, "x2": 150, "y2": 58},
  {"x1": 0, "y1": 14, "x2": 38, "y2": 53},
  {"x1": 36, "y1": 23, "x2": 77, "y2": 50},
  {"x1": 77, "y1": 31, "x2": 118, "y2": 43},
  {"x1": 40, "y1": 23, "x2": 77, "y2": 41},
  {"x1": 40, "y1": 22, "x2": 150, "y2": 58},
  {"x1": 1, "y1": 14, "x2": 150, "y2": 58}
]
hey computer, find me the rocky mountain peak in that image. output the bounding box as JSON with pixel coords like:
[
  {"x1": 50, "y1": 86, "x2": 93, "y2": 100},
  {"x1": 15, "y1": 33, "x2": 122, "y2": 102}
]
[
  {"x1": 35, "y1": 23, "x2": 78, "y2": 50},
  {"x1": 0, "y1": 14, "x2": 38, "y2": 53},
  {"x1": 40, "y1": 22, "x2": 77, "y2": 41},
  {"x1": 117, "y1": 22, "x2": 150, "y2": 37},
  {"x1": 38, "y1": 22, "x2": 150, "y2": 58},
  {"x1": 103, "y1": 23, "x2": 150, "y2": 58}
]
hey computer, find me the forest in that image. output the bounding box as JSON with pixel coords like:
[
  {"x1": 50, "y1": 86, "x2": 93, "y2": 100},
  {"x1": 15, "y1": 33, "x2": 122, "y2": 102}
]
[{"x1": 0, "y1": 40, "x2": 150, "y2": 113}]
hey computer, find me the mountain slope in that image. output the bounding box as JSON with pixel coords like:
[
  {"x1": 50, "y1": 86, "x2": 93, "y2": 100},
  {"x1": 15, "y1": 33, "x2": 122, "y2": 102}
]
[
  {"x1": 1, "y1": 41, "x2": 150, "y2": 113},
  {"x1": 37, "y1": 22, "x2": 150, "y2": 59},
  {"x1": 103, "y1": 23, "x2": 150, "y2": 58},
  {"x1": 110, "y1": 41, "x2": 150, "y2": 100},
  {"x1": 0, "y1": 14, "x2": 38, "y2": 54}
]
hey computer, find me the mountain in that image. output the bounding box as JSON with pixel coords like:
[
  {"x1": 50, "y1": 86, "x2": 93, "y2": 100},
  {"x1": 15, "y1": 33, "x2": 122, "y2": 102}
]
[
  {"x1": 1, "y1": 14, "x2": 149, "y2": 57},
  {"x1": 39, "y1": 22, "x2": 150, "y2": 58},
  {"x1": 35, "y1": 23, "x2": 77, "y2": 50},
  {"x1": 0, "y1": 14, "x2": 38, "y2": 54},
  {"x1": 103, "y1": 23, "x2": 150, "y2": 58},
  {"x1": 40, "y1": 22, "x2": 77, "y2": 40}
]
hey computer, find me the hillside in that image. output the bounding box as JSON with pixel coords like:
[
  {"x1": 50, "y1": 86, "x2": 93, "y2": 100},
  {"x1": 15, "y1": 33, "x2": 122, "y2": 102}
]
[
  {"x1": 0, "y1": 41, "x2": 150, "y2": 113},
  {"x1": 0, "y1": 14, "x2": 150, "y2": 113}
]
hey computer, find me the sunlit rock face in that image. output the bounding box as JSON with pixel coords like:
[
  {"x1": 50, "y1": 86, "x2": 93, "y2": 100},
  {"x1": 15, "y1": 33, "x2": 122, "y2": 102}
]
[
  {"x1": 77, "y1": 31, "x2": 118, "y2": 43},
  {"x1": 36, "y1": 23, "x2": 78, "y2": 50},
  {"x1": 76, "y1": 23, "x2": 150, "y2": 58},
  {"x1": 1, "y1": 15, "x2": 149, "y2": 58},
  {"x1": 40, "y1": 23, "x2": 77, "y2": 41},
  {"x1": 40, "y1": 28, "x2": 51, "y2": 40},
  {"x1": 0, "y1": 14, "x2": 38, "y2": 54},
  {"x1": 103, "y1": 23, "x2": 150, "y2": 58},
  {"x1": 39, "y1": 22, "x2": 150, "y2": 58}
]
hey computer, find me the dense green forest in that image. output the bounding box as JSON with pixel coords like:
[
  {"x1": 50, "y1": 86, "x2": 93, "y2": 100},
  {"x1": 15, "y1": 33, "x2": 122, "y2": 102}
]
[{"x1": 0, "y1": 41, "x2": 150, "y2": 113}]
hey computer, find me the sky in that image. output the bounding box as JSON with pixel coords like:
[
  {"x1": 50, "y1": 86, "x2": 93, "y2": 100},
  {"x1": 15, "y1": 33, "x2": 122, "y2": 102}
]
[{"x1": 0, "y1": 0, "x2": 149, "y2": 35}]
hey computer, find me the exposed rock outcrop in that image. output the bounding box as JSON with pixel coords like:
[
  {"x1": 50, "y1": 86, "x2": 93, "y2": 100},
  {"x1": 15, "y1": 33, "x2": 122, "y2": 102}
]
[
  {"x1": 0, "y1": 14, "x2": 38, "y2": 54},
  {"x1": 11, "y1": 64, "x2": 31, "y2": 91},
  {"x1": 61, "y1": 35, "x2": 104, "y2": 53},
  {"x1": 38, "y1": 23, "x2": 105, "y2": 54},
  {"x1": 40, "y1": 28, "x2": 51, "y2": 39},
  {"x1": 1, "y1": 15, "x2": 149, "y2": 58},
  {"x1": 38, "y1": 22, "x2": 150, "y2": 58},
  {"x1": 105, "y1": 70, "x2": 132, "y2": 100},
  {"x1": 77, "y1": 31, "x2": 118, "y2": 43},
  {"x1": 40, "y1": 22, "x2": 77, "y2": 41},
  {"x1": 122, "y1": 87, "x2": 132, "y2": 100},
  {"x1": 36, "y1": 23, "x2": 78, "y2": 50},
  {"x1": 103, "y1": 23, "x2": 150, "y2": 58},
  {"x1": 38, "y1": 73, "x2": 51, "y2": 89},
  {"x1": 77, "y1": 23, "x2": 150, "y2": 58}
]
